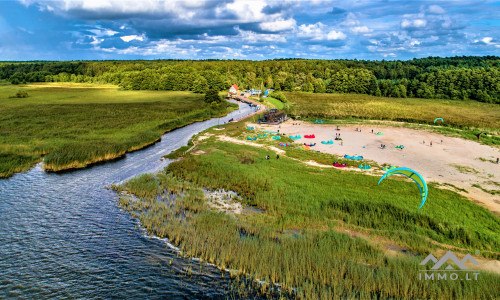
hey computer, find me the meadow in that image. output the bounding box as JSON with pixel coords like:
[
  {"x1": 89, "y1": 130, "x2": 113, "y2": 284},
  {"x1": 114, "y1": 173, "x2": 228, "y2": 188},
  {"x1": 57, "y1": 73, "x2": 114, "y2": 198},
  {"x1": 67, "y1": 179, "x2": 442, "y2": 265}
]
[
  {"x1": 0, "y1": 83, "x2": 235, "y2": 178},
  {"x1": 285, "y1": 92, "x2": 500, "y2": 145},
  {"x1": 115, "y1": 122, "x2": 500, "y2": 299}
]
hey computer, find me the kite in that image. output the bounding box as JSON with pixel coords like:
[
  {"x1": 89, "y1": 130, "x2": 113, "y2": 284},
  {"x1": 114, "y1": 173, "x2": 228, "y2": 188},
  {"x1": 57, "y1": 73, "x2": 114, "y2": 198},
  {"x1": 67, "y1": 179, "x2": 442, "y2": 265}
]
[
  {"x1": 434, "y1": 118, "x2": 444, "y2": 124},
  {"x1": 378, "y1": 167, "x2": 428, "y2": 209}
]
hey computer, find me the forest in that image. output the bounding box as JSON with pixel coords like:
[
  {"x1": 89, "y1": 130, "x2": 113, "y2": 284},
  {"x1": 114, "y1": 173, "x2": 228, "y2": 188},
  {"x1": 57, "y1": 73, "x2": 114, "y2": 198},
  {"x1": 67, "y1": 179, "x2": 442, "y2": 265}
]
[{"x1": 1, "y1": 56, "x2": 499, "y2": 103}]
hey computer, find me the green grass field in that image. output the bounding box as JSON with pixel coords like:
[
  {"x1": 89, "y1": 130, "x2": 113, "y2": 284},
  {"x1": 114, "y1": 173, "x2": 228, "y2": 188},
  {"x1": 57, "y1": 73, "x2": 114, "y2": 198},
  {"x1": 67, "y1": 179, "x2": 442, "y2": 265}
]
[
  {"x1": 115, "y1": 123, "x2": 500, "y2": 299},
  {"x1": 265, "y1": 96, "x2": 285, "y2": 110},
  {"x1": 0, "y1": 83, "x2": 235, "y2": 178},
  {"x1": 285, "y1": 92, "x2": 500, "y2": 145}
]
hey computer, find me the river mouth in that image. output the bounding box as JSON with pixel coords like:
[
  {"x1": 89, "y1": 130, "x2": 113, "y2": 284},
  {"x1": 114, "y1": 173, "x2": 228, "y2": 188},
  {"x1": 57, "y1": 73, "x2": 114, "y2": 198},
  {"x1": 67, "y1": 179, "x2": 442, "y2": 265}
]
[{"x1": 0, "y1": 101, "x2": 260, "y2": 298}]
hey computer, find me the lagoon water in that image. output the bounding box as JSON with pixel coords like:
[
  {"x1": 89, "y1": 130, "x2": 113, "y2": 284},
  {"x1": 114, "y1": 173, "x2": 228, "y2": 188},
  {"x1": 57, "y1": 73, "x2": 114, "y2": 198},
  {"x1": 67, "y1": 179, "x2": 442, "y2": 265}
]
[{"x1": 0, "y1": 102, "x2": 255, "y2": 298}]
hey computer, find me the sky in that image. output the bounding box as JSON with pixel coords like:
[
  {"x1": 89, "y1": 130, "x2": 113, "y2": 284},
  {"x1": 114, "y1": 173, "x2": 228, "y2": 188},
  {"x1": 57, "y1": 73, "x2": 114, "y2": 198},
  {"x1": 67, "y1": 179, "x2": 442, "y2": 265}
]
[{"x1": 0, "y1": 0, "x2": 499, "y2": 61}]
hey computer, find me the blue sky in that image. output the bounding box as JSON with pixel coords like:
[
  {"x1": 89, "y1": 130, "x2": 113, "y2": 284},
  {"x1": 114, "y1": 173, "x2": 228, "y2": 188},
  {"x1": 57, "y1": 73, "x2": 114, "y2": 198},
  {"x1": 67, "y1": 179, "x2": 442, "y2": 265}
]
[{"x1": 0, "y1": 0, "x2": 499, "y2": 61}]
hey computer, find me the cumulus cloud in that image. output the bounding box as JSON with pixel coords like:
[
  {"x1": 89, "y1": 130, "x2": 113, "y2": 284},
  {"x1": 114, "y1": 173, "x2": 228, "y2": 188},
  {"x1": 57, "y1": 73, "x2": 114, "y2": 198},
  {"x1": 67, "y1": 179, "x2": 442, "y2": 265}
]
[
  {"x1": 428, "y1": 5, "x2": 445, "y2": 14},
  {"x1": 5, "y1": 0, "x2": 499, "y2": 60},
  {"x1": 297, "y1": 22, "x2": 345, "y2": 41},
  {"x1": 259, "y1": 18, "x2": 296, "y2": 32}
]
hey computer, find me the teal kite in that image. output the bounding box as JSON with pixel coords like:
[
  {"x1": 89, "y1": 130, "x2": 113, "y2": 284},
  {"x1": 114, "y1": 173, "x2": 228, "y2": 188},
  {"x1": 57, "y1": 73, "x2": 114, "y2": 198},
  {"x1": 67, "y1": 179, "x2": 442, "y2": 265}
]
[
  {"x1": 434, "y1": 118, "x2": 444, "y2": 124},
  {"x1": 378, "y1": 167, "x2": 428, "y2": 209}
]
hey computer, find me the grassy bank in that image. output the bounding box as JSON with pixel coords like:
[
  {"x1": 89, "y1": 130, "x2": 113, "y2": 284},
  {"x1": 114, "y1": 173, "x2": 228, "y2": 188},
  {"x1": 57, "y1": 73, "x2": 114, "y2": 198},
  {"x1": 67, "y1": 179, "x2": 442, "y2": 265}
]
[
  {"x1": 0, "y1": 83, "x2": 236, "y2": 178},
  {"x1": 285, "y1": 92, "x2": 500, "y2": 145},
  {"x1": 115, "y1": 123, "x2": 500, "y2": 299}
]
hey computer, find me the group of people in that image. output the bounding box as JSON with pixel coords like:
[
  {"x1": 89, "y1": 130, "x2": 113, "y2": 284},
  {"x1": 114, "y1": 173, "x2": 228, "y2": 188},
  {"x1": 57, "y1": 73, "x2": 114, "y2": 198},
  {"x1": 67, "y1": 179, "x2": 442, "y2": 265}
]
[{"x1": 380, "y1": 144, "x2": 386, "y2": 149}]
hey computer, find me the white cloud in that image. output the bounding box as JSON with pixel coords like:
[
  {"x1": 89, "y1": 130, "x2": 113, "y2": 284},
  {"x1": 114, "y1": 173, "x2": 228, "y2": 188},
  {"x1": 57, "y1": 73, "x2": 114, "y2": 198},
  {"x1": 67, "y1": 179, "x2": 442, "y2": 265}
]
[
  {"x1": 297, "y1": 22, "x2": 345, "y2": 40},
  {"x1": 327, "y1": 30, "x2": 346, "y2": 40},
  {"x1": 297, "y1": 22, "x2": 326, "y2": 40},
  {"x1": 120, "y1": 35, "x2": 143, "y2": 42},
  {"x1": 340, "y1": 13, "x2": 359, "y2": 27},
  {"x1": 428, "y1": 5, "x2": 445, "y2": 14},
  {"x1": 401, "y1": 19, "x2": 427, "y2": 29},
  {"x1": 88, "y1": 28, "x2": 118, "y2": 37},
  {"x1": 351, "y1": 26, "x2": 372, "y2": 34},
  {"x1": 481, "y1": 37, "x2": 493, "y2": 44},
  {"x1": 259, "y1": 18, "x2": 296, "y2": 32}
]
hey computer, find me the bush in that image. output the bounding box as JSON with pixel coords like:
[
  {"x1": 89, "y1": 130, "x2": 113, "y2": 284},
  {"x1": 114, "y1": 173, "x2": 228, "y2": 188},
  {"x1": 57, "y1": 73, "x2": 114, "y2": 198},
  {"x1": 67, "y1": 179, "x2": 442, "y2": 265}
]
[
  {"x1": 269, "y1": 92, "x2": 287, "y2": 103},
  {"x1": 204, "y1": 89, "x2": 222, "y2": 104},
  {"x1": 10, "y1": 90, "x2": 29, "y2": 98}
]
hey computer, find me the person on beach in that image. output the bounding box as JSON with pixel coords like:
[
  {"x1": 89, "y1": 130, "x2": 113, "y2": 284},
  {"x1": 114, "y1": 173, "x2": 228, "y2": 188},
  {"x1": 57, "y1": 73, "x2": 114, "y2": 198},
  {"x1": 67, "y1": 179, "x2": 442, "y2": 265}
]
[
  {"x1": 372, "y1": 129, "x2": 374, "y2": 133},
  {"x1": 430, "y1": 141, "x2": 432, "y2": 147},
  {"x1": 423, "y1": 140, "x2": 425, "y2": 144},
  {"x1": 341, "y1": 140, "x2": 343, "y2": 146},
  {"x1": 496, "y1": 158, "x2": 499, "y2": 164},
  {"x1": 441, "y1": 140, "x2": 443, "y2": 144}
]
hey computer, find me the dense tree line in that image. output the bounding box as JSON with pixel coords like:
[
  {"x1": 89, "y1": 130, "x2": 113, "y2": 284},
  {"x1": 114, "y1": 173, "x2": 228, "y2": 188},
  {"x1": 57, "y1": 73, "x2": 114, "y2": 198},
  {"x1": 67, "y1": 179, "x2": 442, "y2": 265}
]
[{"x1": 1, "y1": 56, "x2": 499, "y2": 103}]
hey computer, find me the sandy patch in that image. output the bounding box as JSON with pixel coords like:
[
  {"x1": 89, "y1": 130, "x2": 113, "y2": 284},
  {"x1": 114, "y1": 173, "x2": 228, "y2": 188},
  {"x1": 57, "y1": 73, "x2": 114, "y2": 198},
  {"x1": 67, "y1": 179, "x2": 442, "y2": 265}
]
[
  {"x1": 205, "y1": 189, "x2": 242, "y2": 215},
  {"x1": 256, "y1": 120, "x2": 500, "y2": 216}
]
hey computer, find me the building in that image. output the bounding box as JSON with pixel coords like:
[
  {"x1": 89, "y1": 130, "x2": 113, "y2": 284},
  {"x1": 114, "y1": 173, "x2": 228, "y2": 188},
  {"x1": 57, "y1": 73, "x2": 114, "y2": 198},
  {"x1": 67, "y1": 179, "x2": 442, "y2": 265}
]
[{"x1": 229, "y1": 84, "x2": 239, "y2": 95}]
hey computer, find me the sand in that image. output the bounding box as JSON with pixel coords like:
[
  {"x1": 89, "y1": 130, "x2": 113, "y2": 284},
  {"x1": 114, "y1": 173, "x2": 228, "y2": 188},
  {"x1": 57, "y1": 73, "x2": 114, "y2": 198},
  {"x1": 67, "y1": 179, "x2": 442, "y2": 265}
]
[{"x1": 255, "y1": 120, "x2": 500, "y2": 216}]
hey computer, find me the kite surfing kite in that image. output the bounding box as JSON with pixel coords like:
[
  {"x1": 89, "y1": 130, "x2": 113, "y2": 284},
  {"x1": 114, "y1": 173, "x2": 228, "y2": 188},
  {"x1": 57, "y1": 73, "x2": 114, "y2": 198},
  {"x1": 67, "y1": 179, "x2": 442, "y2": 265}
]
[
  {"x1": 378, "y1": 167, "x2": 428, "y2": 209},
  {"x1": 434, "y1": 118, "x2": 444, "y2": 124}
]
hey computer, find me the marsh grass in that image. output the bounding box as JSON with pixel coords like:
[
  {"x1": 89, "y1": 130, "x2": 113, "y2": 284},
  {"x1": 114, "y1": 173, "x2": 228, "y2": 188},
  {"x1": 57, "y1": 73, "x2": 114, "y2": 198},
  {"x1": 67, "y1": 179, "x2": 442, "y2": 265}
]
[
  {"x1": 116, "y1": 136, "x2": 500, "y2": 299},
  {"x1": 0, "y1": 83, "x2": 235, "y2": 177}
]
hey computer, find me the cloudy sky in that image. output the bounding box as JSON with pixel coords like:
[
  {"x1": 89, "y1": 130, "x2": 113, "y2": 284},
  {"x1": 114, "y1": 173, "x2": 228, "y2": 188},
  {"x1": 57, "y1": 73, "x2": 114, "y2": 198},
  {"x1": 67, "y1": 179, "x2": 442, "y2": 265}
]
[{"x1": 0, "y1": 0, "x2": 499, "y2": 61}]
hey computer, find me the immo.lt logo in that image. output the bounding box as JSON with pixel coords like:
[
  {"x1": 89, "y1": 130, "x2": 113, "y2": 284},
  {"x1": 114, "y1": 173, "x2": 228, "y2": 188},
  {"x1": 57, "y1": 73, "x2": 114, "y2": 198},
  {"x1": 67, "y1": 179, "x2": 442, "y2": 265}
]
[{"x1": 419, "y1": 251, "x2": 480, "y2": 281}]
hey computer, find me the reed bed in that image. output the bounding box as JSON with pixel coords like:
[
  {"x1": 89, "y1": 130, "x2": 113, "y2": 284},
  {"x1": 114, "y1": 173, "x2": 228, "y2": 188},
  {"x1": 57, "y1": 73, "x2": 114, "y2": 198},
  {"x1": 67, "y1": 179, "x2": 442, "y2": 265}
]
[
  {"x1": 0, "y1": 83, "x2": 235, "y2": 178},
  {"x1": 115, "y1": 138, "x2": 500, "y2": 299}
]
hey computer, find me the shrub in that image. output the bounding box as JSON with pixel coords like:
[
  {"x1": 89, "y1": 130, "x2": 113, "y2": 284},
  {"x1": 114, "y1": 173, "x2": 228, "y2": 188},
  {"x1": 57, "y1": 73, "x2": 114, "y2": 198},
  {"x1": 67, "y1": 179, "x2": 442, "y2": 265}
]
[{"x1": 269, "y1": 92, "x2": 287, "y2": 103}]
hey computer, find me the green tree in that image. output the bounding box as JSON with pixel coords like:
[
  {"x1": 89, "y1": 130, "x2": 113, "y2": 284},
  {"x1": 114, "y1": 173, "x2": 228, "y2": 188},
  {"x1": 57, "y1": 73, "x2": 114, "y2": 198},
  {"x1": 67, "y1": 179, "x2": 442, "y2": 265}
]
[
  {"x1": 204, "y1": 89, "x2": 222, "y2": 104},
  {"x1": 193, "y1": 77, "x2": 209, "y2": 93}
]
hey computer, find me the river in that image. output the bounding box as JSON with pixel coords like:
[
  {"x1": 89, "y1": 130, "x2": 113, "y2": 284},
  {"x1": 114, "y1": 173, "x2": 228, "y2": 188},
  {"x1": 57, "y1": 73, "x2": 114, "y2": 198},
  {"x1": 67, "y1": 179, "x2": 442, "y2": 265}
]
[{"x1": 0, "y1": 101, "x2": 256, "y2": 299}]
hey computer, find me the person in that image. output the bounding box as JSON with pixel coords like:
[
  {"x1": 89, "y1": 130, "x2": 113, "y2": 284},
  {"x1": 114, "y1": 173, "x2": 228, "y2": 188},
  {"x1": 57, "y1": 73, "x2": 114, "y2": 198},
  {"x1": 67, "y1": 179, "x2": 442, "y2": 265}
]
[
  {"x1": 497, "y1": 158, "x2": 499, "y2": 164},
  {"x1": 372, "y1": 129, "x2": 374, "y2": 133},
  {"x1": 423, "y1": 140, "x2": 425, "y2": 144},
  {"x1": 341, "y1": 140, "x2": 343, "y2": 146},
  {"x1": 277, "y1": 154, "x2": 280, "y2": 159},
  {"x1": 441, "y1": 139, "x2": 443, "y2": 144},
  {"x1": 265, "y1": 155, "x2": 269, "y2": 160},
  {"x1": 430, "y1": 141, "x2": 432, "y2": 147}
]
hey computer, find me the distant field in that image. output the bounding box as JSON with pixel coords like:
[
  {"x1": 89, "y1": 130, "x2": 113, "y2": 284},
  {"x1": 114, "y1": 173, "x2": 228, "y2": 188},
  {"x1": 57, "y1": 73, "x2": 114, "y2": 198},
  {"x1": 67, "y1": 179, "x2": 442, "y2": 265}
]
[
  {"x1": 285, "y1": 92, "x2": 500, "y2": 130},
  {"x1": 0, "y1": 83, "x2": 233, "y2": 178}
]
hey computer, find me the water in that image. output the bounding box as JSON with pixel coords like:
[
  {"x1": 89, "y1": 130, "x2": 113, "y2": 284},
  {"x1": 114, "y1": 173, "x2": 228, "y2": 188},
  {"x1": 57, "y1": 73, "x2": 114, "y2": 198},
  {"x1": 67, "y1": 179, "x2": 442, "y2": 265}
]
[{"x1": 0, "y1": 102, "x2": 256, "y2": 299}]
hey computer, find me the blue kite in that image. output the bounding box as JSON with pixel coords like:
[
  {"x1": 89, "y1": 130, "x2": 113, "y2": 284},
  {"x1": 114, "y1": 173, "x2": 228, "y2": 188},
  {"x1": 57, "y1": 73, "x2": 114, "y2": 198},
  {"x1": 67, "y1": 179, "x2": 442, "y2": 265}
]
[{"x1": 378, "y1": 167, "x2": 428, "y2": 209}]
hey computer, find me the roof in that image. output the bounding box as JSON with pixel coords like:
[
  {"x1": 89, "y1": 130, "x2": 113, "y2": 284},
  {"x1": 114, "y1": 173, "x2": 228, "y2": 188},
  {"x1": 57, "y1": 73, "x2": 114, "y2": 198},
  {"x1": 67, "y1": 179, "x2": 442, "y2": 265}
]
[{"x1": 231, "y1": 84, "x2": 239, "y2": 90}]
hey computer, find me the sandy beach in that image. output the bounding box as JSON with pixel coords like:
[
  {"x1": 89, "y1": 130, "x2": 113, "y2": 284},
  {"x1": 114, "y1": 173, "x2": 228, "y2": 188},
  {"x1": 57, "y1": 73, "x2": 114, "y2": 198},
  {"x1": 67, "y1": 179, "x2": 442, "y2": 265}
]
[{"x1": 255, "y1": 120, "x2": 500, "y2": 215}]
